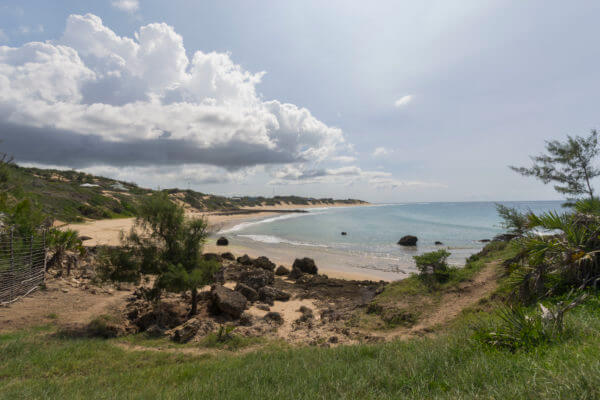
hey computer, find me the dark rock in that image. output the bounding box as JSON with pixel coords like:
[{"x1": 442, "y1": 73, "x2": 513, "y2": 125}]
[
  {"x1": 145, "y1": 324, "x2": 165, "y2": 338},
  {"x1": 252, "y1": 256, "x2": 276, "y2": 271},
  {"x1": 239, "y1": 269, "x2": 274, "y2": 290},
  {"x1": 292, "y1": 257, "x2": 318, "y2": 274},
  {"x1": 235, "y1": 282, "x2": 259, "y2": 302},
  {"x1": 288, "y1": 266, "x2": 304, "y2": 280},
  {"x1": 341, "y1": 232, "x2": 347, "y2": 236},
  {"x1": 216, "y1": 236, "x2": 229, "y2": 246},
  {"x1": 221, "y1": 252, "x2": 235, "y2": 260},
  {"x1": 397, "y1": 235, "x2": 418, "y2": 246},
  {"x1": 239, "y1": 312, "x2": 254, "y2": 326},
  {"x1": 79, "y1": 235, "x2": 93, "y2": 241},
  {"x1": 434, "y1": 241, "x2": 443, "y2": 245},
  {"x1": 275, "y1": 265, "x2": 290, "y2": 276},
  {"x1": 237, "y1": 254, "x2": 253, "y2": 265},
  {"x1": 492, "y1": 233, "x2": 518, "y2": 242},
  {"x1": 258, "y1": 286, "x2": 290, "y2": 304},
  {"x1": 202, "y1": 253, "x2": 221, "y2": 262},
  {"x1": 263, "y1": 312, "x2": 284, "y2": 325},
  {"x1": 296, "y1": 306, "x2": 314, "y2": 323},
  {"x1": 210, "y1": 285, "x2": 247, "y2": 318},
  {"x1": 213, "y1": 266, "x2": 225, "y2": 284},
  {"x1": 170, "y1": 318, "x2": 215, "y2": 343},
  {"x1": 479, "y1": 239, "x2": 491, "y2": 243},
  {"x1": 328, "y1": 336, "x2": 339, "y2": 344}
]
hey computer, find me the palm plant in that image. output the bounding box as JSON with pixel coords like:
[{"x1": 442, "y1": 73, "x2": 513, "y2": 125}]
[{"x1": 47, "y1": 229, "x2": 84, "y2": 275}]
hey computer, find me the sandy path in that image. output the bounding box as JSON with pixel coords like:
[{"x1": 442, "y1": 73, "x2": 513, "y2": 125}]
[{"x1": 385, "y1": 261, "x2": 501, "y2": 340}]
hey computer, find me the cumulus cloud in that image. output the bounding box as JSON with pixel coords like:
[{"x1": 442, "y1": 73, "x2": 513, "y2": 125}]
[
  {"x1": 372, "y1": 147, "x2": 391, "y2": 157},
  {"x1": 394, "y1": 94, "x2": 413, "y2": 108},
  {"x1": 0, "y1": 14, "x2": 344, "y2": 175},
  {"x1": 332, "y1": 155, "x2": 356, "y2": 163},
  {"x1": 111, "y1": 0, "x2": 140, "y2": 12}
]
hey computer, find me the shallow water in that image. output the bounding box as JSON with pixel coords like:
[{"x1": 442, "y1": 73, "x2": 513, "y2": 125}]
[{"x1": 218, "y1": 201, "x2": 563, "y2": 278}]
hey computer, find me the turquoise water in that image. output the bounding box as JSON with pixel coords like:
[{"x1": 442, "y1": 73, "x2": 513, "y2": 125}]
[{"x1": 221, "y1": 201, "x2": 563, "y2": 271}]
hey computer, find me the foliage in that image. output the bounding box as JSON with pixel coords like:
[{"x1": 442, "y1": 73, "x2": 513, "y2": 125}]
[
  {"x1": 510, "y1": 130, "x2": 600, "y2": 201},
  {"x1": 572, "y1": 197, "x2": 600, "y2": 215},
  {"x1": 109, "y1": 192, "x2": 218, "y2": 315},
  {"x1": 47, "y1": 229, "x2": 84, "y2": 274},
  {"x1": 495, "y1": 203, "x2": 529, "y2": 236},
  {"x1": 414, "y1": 249, "x2": 451, "y2": 283}
]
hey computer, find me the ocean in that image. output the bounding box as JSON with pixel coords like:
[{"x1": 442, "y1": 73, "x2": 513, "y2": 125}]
[{"x1": 218, "y1": 201, "x2": 563, "y2": 280}]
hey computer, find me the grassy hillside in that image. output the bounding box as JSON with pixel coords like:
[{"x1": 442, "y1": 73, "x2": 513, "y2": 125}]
[
  {"x1": 3, "y1": 165, "x2": 367, "y2": 222},
  {"x1": 2, "y1": 245, "x2": 599, "y2": 399}
]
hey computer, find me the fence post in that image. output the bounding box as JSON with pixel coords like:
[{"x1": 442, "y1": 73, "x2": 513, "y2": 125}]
[{"x1": 10, "y1": 227, "x2": 14, "y2": 302}]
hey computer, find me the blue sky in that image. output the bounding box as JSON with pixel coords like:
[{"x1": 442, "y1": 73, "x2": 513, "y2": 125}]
[{"x1": 1, "y1": 0, "x2": 599, "y2": 202}]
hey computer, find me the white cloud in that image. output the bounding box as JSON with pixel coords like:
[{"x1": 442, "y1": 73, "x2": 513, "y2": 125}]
[
  {"x1": 18, "y1": 25, "x2": 44, "y2": 35},
  {"x1": 394, "y1": 94, "x2": 413, "y2": 108},
  {"x1": 111, "y1": 0, "x2": 140, "y2": 12},
  {"x1": 372, "y1": 147, "x2": 391, "y2": 157},
  {"x1": 0, "y1": 14, "x2": 345, "y2": 184},
  {"x1": 332, "y1": 155, "x2": 356, "y2": 163}
]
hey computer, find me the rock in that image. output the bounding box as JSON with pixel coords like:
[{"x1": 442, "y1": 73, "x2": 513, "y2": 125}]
[
  {"x1": 61, "y1": 288, "x2": 69, "y2": 293},
  {"x1": 216, "y1": 236, "x2": 229, "y2": 246},
  {"x1": 239, "y1": 312, "x2": 254, "y2": 326},
  {"x1": 235, "y1": 282, "x2": 259, "y2": 302},
  {"x1": 239, "y1": 269, "x2": 274, "y2": 290},
  {"x1": 328, "y1": 336, "x2": 339, "y2": 344},
  {"x1": 296, "y1": 306, "x2": 314, "y2": 323},
  {"x1": 263, "y1": 312, "x2": 284, "y2": 325},
  {"x1": 258, "y1": 286, "x2": 290, "y2": 304},
  {"x1": 79, "y1": 235, "x2": 93, "y2": 241},
  {"x1": 397, "y1": 235, "x2": 418, "y2": 246},
  {"x1": 292, "y1": 258, "x2": 318, "y2": 275},
  {"x1": 288, "y1": 266, "x2": 304, "y2": 280},
  {"x1": 341, "y1": 232, "x2": 347, "y2": 236},
  {"x1": 275, "y1": 265, "x2": 290, "y2": 276},
  {"x1": 170, "y1": 318, "x2": 215, "y2": 343},
  {"x1": 210, "y1": 285, "x2": 248, "y2": 318},
  {"x1": 146, "y1": 324, "x2": 165, "y2": 338},
  {"x1": 237, "y1": 254, "x2": 253, "y2": 265},
  {"x1": 252, "y1": 256, "x2": 276, "y2": 271},
  {"x1": 202, "y1": 253, "x2": 221, "y2": 262},
  {"x1": 479, "y1": 239, "x2": 491, "y2": 243},
  {"x1": 434, "y1": 241, "x2": 443, "y2": 245},
  {"x1": 320, "y1": 309, "x2": 341, "y2": 322},
  {"x1": 221, "y1": 252, "x2": 235, "y2": 260}
]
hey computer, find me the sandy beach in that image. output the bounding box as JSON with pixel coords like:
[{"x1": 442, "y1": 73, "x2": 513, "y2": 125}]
[{"x1": 63, "y1": 201, "x2": 393, "y2": 282}]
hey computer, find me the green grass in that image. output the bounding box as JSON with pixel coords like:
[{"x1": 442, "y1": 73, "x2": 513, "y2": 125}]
[{"x1": 1, "y1": 297, "x2": 600, "y2": 399}]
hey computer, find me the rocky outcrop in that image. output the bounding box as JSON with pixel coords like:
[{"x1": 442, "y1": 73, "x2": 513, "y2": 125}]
[
  {"x1": 252, "y1": 256, "x2": 276, "y2": 271},
  {"x1": 239, "y1": 269, "x2": 274, "y2": 290},
  {"x1": 221, "y1": 252, "x2": 235, "y2": 260},
  {"x1": 397, "y1": 235, "x2": 418, "y2": 246},
  {"x1": 289, "y1": 258, "x2": 318, "y2": 279},
  {"x1": 216, "y1": 236, "x2": 229, "y2": 246},
  {"x1": 170, "y1": 318, "x2": 216, "y2": 343},
  {"x1": 202, "y1": 253, "x2": 221, "y2": 262},
  {"x1": 210, "y1": 285, "x2": 247, "y2": 318},
  {"x1": 275, "y1": 265, "x2": 290, "y2": 276},
  {"x1": 235, "y1": 282, "x2": 259, "y2": 302},
  {"x1": 237, "y1": 254, "x2": 253, "y2": 265},
  {"x1": 258, "y1": 286, "x2": 290, "y2": 304}
]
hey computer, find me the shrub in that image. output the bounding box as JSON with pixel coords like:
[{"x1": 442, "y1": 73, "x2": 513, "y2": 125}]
[{"x1": 414, "y1": 250, "x2": 451, "y2": 283}]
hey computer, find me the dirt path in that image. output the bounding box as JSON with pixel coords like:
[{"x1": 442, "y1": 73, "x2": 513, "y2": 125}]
[
  {"x1": 384, "y1": 261, "x2": 501, "y2": 340},
  {"x1": 0, "y1": 278, "x2": 132, "y2": 332}
]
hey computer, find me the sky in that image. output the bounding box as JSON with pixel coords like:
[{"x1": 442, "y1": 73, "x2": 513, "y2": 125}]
[{"x1": 1, "y1": 0, "x2": 599, "y2": 202}]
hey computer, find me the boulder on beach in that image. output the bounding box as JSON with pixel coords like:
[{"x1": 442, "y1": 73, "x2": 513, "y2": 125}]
[
  {"x1": 252, "y1": 256, "x2": 276, "y2": 271},
  {"x1": 258, "y1": 286, "x2": 290, "y2": 304},
  {"x1": 397, "y1": 235, "x2": 418, "y2": 246},
  {"x1": 239, "y1": 268, "x2": 274, "y2": 290},
  {"x1": 235, "y1": 282, "x2": 259, "y2": 302},
  {"x1": 292, "y1": 258, "x2": 318, "y2": 274},
  {"x1": 216, "y1": 236, "x2": 229, "y2": 246},
  {"x1": 341, "y1": 232, "x2": 347, "y2": 236},
  {"x1": 434, "y1": 241, "x2": 443, "y2": 245},
  {"x1": 237, "y1": 254, "x2": 253, "y2": 265},
  {"x1": 275, "y1": 265, "x2": 290, "y2": 276},
  {"x1": 221, "y1": 252, "x2": 235, "y2": 260},
  {"x1": 79, "y1": 235, "x2": 93, "y2": 242},
  {"x1": 210, "y1": 285, "x2": 247, "y2": 318}
]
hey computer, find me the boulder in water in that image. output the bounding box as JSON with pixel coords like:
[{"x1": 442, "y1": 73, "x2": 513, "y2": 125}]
[{"x1": 397, "y1": 235, "x2": 418, "y2": 246}]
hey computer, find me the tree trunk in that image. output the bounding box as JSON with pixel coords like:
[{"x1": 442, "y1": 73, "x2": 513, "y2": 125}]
[{"x1": 190, "y1": 288, "x2": 198, "y2": 316}]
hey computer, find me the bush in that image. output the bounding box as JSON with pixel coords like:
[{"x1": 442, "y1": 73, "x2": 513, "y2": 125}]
[{"x1": 414, "y1": 250, "x2": 451, "y2": 283}]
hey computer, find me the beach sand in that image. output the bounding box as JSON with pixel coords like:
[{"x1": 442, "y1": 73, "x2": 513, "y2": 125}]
[{"x1": 62, "y1": 202, "x2": 398, "y2": 282}]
